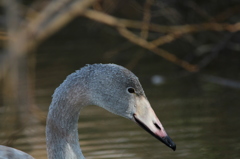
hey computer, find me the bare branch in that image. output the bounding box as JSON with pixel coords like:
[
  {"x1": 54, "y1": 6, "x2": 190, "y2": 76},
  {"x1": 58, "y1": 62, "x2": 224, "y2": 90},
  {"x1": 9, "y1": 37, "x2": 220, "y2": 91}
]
[
  {"x1": 126, "y1": 0, "x2": 154, "y2": 70},
  {"x1": 0, "y1": 0, "x2": 96, "y2": 79},
  {"x1": 141, "y1": 0, "x2": 153, "y2": 39},
  {"x1": 118, "y1": 27, "x2": 199, "y2": 72},
  {"x1": 22, "y1": 0, "x2": 96, "y2": 53},
  {"x1": 83, "y1": 9, "x2": 240, "y2": 44}
]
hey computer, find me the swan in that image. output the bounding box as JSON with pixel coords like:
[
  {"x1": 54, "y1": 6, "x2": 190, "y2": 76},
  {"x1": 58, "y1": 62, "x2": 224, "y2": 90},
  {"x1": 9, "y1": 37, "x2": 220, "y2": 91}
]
[{"x1": 0, "y1": 64, "x2": 176, "y2": 159}]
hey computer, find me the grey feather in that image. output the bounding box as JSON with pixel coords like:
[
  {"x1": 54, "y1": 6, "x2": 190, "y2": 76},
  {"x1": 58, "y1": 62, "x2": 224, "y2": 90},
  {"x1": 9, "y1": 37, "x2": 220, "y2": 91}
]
[{"x1": 0, "y1": 64, "x2": 147, "y2": 159}]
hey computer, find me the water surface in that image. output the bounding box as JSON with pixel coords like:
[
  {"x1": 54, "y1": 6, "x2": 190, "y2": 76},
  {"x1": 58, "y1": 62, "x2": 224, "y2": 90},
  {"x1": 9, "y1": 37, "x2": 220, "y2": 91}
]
[{"x1": 0, "y1": 21, "x2": 240, "y2": 159}]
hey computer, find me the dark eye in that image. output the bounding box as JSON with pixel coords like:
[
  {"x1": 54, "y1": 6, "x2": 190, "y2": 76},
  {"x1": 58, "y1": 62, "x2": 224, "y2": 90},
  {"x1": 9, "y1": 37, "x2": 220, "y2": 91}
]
[{"x1": 127, "y1": 87, "x2": 135, "y2": 93}]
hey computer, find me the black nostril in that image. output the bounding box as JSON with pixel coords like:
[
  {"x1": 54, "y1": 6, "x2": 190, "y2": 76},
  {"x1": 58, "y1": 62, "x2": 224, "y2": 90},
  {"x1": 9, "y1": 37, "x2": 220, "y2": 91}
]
[{"x1": 154, "y1": 123, "x2": 161, "y2": 130}]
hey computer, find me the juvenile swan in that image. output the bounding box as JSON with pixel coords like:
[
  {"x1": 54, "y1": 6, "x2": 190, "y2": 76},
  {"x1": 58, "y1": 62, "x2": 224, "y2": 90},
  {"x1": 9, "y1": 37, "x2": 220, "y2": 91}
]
[{"x1": 0, "y1": 64, "x2": 176, "y2": 159}]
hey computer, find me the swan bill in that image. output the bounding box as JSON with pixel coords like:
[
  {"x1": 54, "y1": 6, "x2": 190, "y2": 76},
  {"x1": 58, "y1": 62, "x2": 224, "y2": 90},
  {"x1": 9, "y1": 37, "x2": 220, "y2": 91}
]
[
  {"x1": 133, "y1": 96, "x2": 176, "y2": 151},
  {"x1": 133, "y1": 114, "x2": 176, "y2": 151}
]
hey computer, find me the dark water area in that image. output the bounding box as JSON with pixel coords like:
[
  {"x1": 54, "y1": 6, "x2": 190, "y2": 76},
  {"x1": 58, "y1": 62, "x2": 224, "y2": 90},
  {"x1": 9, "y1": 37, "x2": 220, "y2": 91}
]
[{"x1": 1, "y1": 18, "x2": 240, "y2": 159}]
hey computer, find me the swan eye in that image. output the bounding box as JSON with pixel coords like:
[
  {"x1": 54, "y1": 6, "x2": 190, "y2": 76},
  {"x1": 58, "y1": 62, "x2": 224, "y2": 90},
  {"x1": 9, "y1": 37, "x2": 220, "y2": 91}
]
[{"x1": 127, "y1": 87, "x2": 135, "y2": 94}]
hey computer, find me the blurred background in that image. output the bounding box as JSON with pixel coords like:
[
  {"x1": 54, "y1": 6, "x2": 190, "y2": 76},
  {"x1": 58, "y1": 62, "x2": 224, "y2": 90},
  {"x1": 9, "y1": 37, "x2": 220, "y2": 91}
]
[{"x1": 0, "y1": 0, "x2": 240, "y2": 158}]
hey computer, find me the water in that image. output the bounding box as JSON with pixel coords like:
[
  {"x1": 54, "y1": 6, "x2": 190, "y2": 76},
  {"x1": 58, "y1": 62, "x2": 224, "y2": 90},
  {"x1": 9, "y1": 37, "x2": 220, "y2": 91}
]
[
  {"x1": 1, "y1": 66, "x2": 239, "y2": 159},
  {"x1": 0, "y1": 22, "x2": 240, "y2": 159}
]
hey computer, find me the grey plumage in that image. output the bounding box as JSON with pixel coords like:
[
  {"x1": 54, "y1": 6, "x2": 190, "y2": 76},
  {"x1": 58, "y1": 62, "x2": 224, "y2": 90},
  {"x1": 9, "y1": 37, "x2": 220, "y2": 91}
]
[
  {"x1": 46, "y1": 64, "x2": 144, "y2": 159},
  {"x1": 0, "y1": 145, "x2": 34, "y2": 159},
  {"x1": 0, "y1": 63, "x2": 175, "y2": 159}
]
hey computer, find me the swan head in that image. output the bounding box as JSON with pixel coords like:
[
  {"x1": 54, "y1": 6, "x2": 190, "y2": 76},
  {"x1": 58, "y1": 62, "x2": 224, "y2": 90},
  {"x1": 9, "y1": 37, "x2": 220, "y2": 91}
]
[{"x1": 82, "y1": 64, "x2": 176, "y2": 151}]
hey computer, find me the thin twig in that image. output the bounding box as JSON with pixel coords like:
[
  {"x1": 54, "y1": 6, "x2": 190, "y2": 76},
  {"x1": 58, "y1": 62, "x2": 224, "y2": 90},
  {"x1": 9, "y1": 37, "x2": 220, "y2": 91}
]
[
  {"x1": 83, "y1": 9, "x2": 240, "y2": 45},
  {"x1": 198, "y1": 33, "x2": 234, "y2": 69},
  {"x1": 126, "y1": 0, "x2": 153, "y2": 70},
  {"x1": 141, "y1": 0, "x2": 153, "y2": 39},
  {"x1": 21, "y1": 0, "x2": 96, "y2": 53},
  {"x1": 83, "y1": 9, "x2": 198, "y2": 71},
  {"x1": 213, "y1": 5, "x2": 240, "y2": 22},
  {"x1": 118, "y1": 27, "x2": 199, "y2": 72}
]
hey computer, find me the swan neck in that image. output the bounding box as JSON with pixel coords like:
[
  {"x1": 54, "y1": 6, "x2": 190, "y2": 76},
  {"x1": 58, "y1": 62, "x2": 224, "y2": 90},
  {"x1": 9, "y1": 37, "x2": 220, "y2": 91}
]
[{"x1": 46, "y1": 88, "x2": 89, "y2": 159}]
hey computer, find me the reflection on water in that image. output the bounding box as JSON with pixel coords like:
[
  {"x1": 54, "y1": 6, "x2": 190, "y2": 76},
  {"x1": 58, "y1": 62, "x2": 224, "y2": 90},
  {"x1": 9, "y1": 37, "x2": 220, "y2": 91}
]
[
  {"x1": 0, "y1": 34, "x2": 240, "y2": 158},
  {"x1": 1, "y1": 79, "x2": 240, "y2": 159}
]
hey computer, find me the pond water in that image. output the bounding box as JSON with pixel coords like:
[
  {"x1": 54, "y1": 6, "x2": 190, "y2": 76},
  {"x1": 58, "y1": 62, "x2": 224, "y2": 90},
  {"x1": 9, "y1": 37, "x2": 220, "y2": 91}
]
[
  {"x1": 0, "y1": 21, "x2": 240, "y2": 159},
  {"x1": 1, "y1": 62, "x2": 240, "y2": 159}
]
